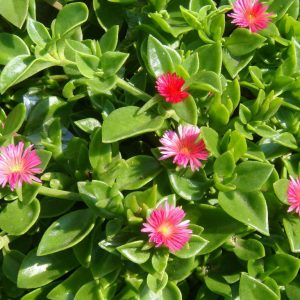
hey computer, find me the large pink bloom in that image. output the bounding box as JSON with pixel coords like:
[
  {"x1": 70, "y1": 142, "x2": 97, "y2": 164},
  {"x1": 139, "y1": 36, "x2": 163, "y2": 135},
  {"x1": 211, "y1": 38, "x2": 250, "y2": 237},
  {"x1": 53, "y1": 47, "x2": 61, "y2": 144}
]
[
  {"x1": 228, "y1": 0, "x2": 273, "y2": 33},
  {"x1": 141, "y1": 202, "x2": 192, "y2": 252},
  {"x1": 159, "y1": 125, "x2": 209, "y2": 171},
  {"x1": 287, "y1": 177, "x2": 300, "y2": 215},
  {"x1": 0, "y1": 142, "x2": 42, "y2": 190},
  {"x1": 156, "y1": 72, "x2": 189, "y2": 103}
]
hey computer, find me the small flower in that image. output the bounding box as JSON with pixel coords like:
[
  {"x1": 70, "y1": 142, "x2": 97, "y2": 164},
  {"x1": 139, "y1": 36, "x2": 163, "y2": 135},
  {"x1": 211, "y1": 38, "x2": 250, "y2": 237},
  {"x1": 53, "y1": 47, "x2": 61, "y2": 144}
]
[
  {"x1": 0, "y1": 142, "x2": 42, "y2": 191},
  {"x1": 287, "y1": 176, "x2": 300, "y2": 215},
  {"x1": 141, "y1": 202, "x2": 192, "y2": 252},
  {"x1": 159, "y1": 125, "x2": 209, "y2": 171},
  {"x1": 228, "y1": 0, "x2": 273, "y2": 33},
  {"x1": 156, "y1": 72, "x2": 189, "y2": 103}
]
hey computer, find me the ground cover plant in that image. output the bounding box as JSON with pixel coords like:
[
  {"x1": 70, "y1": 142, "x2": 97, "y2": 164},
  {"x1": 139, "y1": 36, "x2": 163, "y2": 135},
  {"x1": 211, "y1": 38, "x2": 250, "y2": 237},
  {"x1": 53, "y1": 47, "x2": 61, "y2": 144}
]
[{"x1": 0, "y1": 0, "x2": 300, "y2": 299}]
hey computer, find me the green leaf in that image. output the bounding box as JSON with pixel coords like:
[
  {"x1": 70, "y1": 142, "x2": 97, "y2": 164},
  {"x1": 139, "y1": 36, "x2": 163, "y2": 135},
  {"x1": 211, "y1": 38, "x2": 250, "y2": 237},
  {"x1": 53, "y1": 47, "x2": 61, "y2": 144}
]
[
  {"x1": 0, "y1": 55, "x2": 54, "y2": 94},
  {"x1": 233, "y1": 162, "x2": 273, "y2": 192},
  {"x1": 188, "y1": 70, "x2": 222, "y2": 93},
  {"x1": 2, "y1": 103, "x2": 26, "y2": 136},
  {"x1": 182, "y1": 53, "x2": 199, "y2": 76},
  {"x1": 74, "y1": 280, "x2": 104, "y2": 300},
  {"x1": 0, "y1": 199, "x2": 40, "y2": 235},
  {"x1": 147, "y1": 35, "x2": 175, "y2": 77},
  {"x1": 47, "y1": 267, "x2": 93, "y2": 300},
  {"x1": 37, "y1": 209, "x2": 95, "y2": 256},
  {"x1": 197, "y1": 42, "x2": 222, "y2": 74},
  {"x1": 116, "y1": 155, "x2": 161, "y2": 190},
  {"x1": 21, "y1": 284, "x2": 57, "y2": 300},
  {"x1": 201, "y1": 126, "x2": 220, "y2": 157},
  {"x1": 180, "y1": 6, "x2": 201, "y2": 30},
  {"x1": 171, "y1": 95, "x2": 198, "y2": 125},
  {"x1": 213, "y1": 151, "x2": 235, "y2": 178},
  {"x1": 174, "y1": 234, "x2": 208, "y2": 259},
  {"x1": 75, "y1": 52, "x2": 99, "y2": 78},
  {"x1": 209, "y1": 13, "x2": 225, "y2": 41},
  {"x1": 166, "y1": 256, "x2": 195, "y2": 281},
  {"x1": 17, "y1": 249, "x2": 78, "y2": 289},
  {"x1": 209, "y1": 95, "x2": 230, "y2": 126},
  {"x1": 101, "y1": 51, "x2": 129, "y2": 76},
  {"x1": 286, "y1": 277, "x2": 300, "y2": 300},
  {"x1": 265, "y1": 253, "x2": 300, "y2": 285},
  {"x1": 152, "y1": 250, "x2": 169, "y2": 274},
  {"x1": 117, "y1": 240, "x2": 150, "y2": 264},
  {"x1": 36, "y1": 149, "x2": 52, "y2": 172},
  {"x1": 149, "y1": 11, "x2": 191, "y2": 38},
  {"x1": 86, "y1": 76, "x2": 117, "y2": 95},
  {"x1": 99, "y1": 25, "x2": 119, "y2": 53},
  {"x1": 168, "y1": 171, "x2": 209, "y2": 201},
  {"x1": 74, "y1": 118, "x2": 101, "y2": 134},
  {"x1": 24, "y1": 97, "x2": 67, "y2": 135},
  {"x1": 186, "y1": 205, "x2": 245, "y2": 255},
  {"x1": 2, "y1": 250, "x2": 25, "y2": 284},
  {"x1": 102, "y1": 106, "x2": 164, "y2": 143},
  {"x1": 273, "y1": 179, "x2": 289, "y2": 204},
  {"x1": 222, "y1": 48, "x2": 254, "y2": 78},
  {"x1": 54, "y1": 2, "x2": 89, "y2": 38},
  {"x1": 73, "y1": 233, "x2": 93, "y2": 268},
  {"x1": 283, "y1": 214, "x2": 300, "y2": 253},
  {"x1": 239, "y1": 273, "x2": 278, "y2": 300},
  {"x1": 0, "y1": 0, "x2": 29, "y2": 28},
  {"x1": 91, "y1": 248, "x2": 122, "y2": 279},
  {"x1": 140, "y1": 281, "x2": 182, "y2": 300},
  {"x1": 233, "y1": 238, "x2": 265, "y2": 261},
  {"x1": 78, "y1": 180, "x2": 123, "y2": 218},
  {"x1": 147, "y1": 273, "x2": 168, "y2": 293},
  {"x1": 16, "y1": 182, "x2": 41, "y2": 205},
  {"x1": 125, "y1": 185, "x2": 158, "y2": 211},
  {"x1": 89, "y1": 128, "x2": 112, "y2": 175},
  {"x1": 204, "y1": 275, "x2": 232, "y2": 298},
  {"x1": 218, "y1": 191, "x2": 269, "y2": 235},
  {"x1": 273, "y1": 132, "x2": 298, "y2": 149},
  {"x1": 269, "y1": 0, "x2": 295, "y2": 20},
  {"x1": 227, "y1": 130, "x2": 247, "y2": 162},
  {"x1": 0, "y1": 33, "x2": 29, "y2": 65},
  {"x1": 93, "y1": 0, "x2": 123, "y2": 31},
  {"x1": 27, "y1": 18, "x2": 51, "y2": 47},
  {"x1": 225, "y1": 29, "x2": 266, "y2": 56}
]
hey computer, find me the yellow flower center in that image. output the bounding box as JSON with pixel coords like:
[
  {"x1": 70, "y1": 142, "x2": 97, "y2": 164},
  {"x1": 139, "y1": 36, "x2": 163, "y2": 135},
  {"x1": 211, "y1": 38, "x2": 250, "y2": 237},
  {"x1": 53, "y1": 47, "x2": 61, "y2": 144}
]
[
  {"x1": 180, "y1": 146, "x2": 190, "y2": 155},
  {"x1": 10, "y1": 163, "x2": 23, "y2": 172},
  {"x1": 158, "y1": 223, "x2": 173, "y2": 237},
  {"x1": 246, "y1": 11, "x2": 255, "y2": 24}
]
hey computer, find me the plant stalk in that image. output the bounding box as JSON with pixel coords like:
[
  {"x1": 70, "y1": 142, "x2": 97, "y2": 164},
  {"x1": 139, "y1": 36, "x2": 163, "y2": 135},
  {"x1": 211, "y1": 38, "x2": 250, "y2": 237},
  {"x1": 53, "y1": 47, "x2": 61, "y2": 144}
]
[
  {"x1": 116, "y1": 77, "x2": 152, "y2": 102},
  {"x1": 39, "y1": 186, "x2": 82, "y2": 201}
]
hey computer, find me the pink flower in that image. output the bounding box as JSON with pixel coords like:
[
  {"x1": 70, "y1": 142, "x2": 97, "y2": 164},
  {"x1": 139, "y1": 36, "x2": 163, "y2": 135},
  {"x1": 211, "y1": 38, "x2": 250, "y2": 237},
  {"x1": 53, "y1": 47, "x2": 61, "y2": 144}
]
[
  {"x1": 0, "y1": 142, "x2": 42, "y2": 190},
  {"x1": 156, "y1": 72, "x2": 189, "y2": 103},
  {"x1": 159, "y1": 125, "x2": 209, "y2": 171},
  {"x1": 228, "y1": 0, "x2": 273, "y2": 33},
  {"x1": 287, "y1": 177, "x2": 300, "y2": 215},
  {"x1": 141, "y1": 202, "x2": 192, "y2": 252}
]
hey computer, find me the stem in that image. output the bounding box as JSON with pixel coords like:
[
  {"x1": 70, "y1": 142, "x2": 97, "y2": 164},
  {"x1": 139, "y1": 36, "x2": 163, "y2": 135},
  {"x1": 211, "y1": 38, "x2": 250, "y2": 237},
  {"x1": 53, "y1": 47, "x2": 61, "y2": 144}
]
[
  {"x1": 44, "y1": 0, "x2": 63, "y2": 10},
  {"x1": 39, "y1": 186, "x2": 82, "y2": 202},
  {"x1": 49, "y1": 75, "x2": 69, "y2": 81},
  {"x1": 116, "y1": 77, "x2": 152, "y2": 102},
  {"x1": 281, "y1": 100, "x2": 300, "y2": 112}
]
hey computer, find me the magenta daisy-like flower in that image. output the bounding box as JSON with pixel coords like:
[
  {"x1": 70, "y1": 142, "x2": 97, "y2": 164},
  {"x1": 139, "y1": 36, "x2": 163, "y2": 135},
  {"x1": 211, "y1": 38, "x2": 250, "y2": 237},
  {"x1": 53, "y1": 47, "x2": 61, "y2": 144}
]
[
  {"x1": 141, "y1": 202, "x2": 192, "y2": 252},
  {"x1": 228, "y1": 0, "x2": 273, "y2": 33},
  {"x1": 0, "y1": 142, "x2": 42, "y2": 190},
  {"x1": 287, "y1": 177, "x2": 300, "y2": 215},
  {"x1": 155, "y1": 72, "x2": 189, "y2": 103},
  {"x1": 159, "y1": 125, "x2": 209, "y2": 171}
]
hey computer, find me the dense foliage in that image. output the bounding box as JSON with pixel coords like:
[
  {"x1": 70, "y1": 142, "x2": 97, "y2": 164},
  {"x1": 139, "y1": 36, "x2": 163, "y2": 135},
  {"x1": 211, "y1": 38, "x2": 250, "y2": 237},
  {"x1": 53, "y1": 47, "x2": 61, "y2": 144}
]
[{"x1": 0, "y1": 0, "x2": 300, "y2": 299}]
